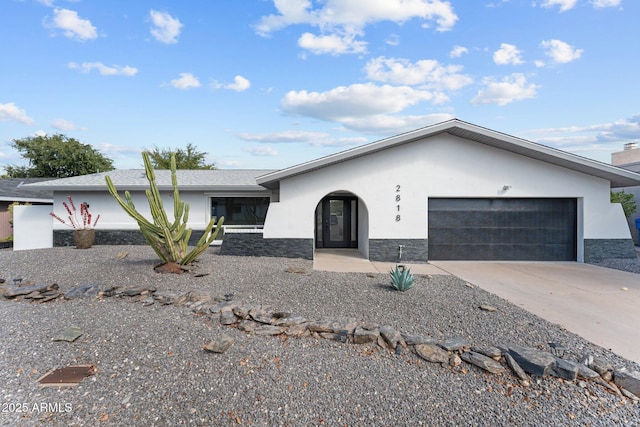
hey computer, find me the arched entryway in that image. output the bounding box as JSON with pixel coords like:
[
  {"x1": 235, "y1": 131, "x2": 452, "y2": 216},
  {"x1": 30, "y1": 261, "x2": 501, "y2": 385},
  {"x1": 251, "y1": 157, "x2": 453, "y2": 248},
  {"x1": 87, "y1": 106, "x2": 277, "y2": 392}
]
[{"x1": 315, "y1": 193, "x2": 359, "y2": 249}]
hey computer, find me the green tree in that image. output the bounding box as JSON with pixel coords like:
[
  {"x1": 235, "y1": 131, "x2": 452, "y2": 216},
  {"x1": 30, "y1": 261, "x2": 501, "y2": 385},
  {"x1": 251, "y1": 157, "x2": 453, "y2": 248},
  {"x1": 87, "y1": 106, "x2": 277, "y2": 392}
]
[
  {"x1": 611, "y1": 190, "x2": 637, "y2": 218},
  {"x1": 5, "y1": 134, "x2": 114, "y2": 178},
  {"x1": 146, "y1": 143, "x2": 216, "y2": 169}
]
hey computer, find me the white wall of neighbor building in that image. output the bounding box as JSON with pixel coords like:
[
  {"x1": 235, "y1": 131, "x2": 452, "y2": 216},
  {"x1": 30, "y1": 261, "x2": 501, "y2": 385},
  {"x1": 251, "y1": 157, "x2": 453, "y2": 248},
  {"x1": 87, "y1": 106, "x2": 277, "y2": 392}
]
[
  {"x1": 263, "y1": 133, "x2": 631, "y2": 245},
  {"x1": 51, "y1": 191, "x2": 211, "y2": 230},
  {"x1": 13, "y1": 205, "x2": 53, "y2": 250}
]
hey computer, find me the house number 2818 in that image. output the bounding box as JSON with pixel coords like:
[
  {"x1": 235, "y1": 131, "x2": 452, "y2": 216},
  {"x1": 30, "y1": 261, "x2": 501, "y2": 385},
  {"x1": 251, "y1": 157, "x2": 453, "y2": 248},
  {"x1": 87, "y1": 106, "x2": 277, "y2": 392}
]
[{"x1": 395, "y1": 185, "x2": 401, "y2": 222}]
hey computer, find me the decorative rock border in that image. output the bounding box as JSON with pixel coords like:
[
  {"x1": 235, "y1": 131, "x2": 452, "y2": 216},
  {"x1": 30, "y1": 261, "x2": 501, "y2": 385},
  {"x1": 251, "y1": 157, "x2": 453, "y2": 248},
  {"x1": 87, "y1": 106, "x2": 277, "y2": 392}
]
[{"x1": 2, "y1": 279, "x2": 639, "y2": 402}]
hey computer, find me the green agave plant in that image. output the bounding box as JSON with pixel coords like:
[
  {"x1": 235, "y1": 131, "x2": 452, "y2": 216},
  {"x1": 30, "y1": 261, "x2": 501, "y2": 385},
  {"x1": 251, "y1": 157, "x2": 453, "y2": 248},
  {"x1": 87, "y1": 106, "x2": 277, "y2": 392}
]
[{"x1": 390, "y1": 264, "x2": 414, "y2": 292}]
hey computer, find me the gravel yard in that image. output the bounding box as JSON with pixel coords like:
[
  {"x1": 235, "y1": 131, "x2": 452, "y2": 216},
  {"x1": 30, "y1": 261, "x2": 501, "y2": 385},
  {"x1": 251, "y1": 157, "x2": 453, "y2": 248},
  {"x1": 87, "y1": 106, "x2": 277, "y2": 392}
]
[{"x1": 1, "y1": 246, "x2": 639, "y2": 426}]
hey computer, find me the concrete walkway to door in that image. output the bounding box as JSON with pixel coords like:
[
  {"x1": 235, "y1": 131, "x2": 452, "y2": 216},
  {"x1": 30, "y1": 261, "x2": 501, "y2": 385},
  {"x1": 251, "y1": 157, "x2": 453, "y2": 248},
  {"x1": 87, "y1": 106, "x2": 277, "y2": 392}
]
[
  {"x1": 313, "y1": 249, "x2": 446, "y2": 275},
  {"x1": 313, "y1": 250, "x2": 640, "y2": 364}
]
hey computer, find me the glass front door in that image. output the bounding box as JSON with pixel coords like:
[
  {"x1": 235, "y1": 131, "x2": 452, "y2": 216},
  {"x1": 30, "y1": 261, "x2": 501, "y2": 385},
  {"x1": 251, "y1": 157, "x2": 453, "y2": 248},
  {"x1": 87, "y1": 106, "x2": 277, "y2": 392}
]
[{"x1": 315, "y1": 196, "x2": 357, "y2": 248}]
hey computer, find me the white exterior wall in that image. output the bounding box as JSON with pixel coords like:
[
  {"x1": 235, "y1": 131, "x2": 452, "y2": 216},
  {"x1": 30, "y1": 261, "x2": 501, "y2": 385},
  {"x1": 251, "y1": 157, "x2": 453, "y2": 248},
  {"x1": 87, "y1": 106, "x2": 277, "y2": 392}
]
[
  {"x1": 13, "y1": 205, "x2": 53, "y2": 250},
  {"x1": 263, "y1": 134, "x2": 631, "y2": 253},
  {"x1": 51, "y1": 191, "x2": 211, "y2": 230}
]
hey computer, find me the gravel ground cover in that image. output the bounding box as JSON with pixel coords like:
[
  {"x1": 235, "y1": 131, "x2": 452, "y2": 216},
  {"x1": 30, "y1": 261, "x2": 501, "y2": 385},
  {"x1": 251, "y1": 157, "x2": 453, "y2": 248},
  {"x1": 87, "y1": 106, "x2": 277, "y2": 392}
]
[{"x1": 0, "y1": 246, "x2": 639, "y2": 426}]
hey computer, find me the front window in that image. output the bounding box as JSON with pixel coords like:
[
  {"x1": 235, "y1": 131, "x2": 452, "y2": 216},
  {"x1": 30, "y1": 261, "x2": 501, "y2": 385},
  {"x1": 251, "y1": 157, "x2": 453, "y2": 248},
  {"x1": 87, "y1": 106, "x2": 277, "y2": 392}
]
[{"x1": 210, "y1": 197, "x2": 269, "y2": 226}]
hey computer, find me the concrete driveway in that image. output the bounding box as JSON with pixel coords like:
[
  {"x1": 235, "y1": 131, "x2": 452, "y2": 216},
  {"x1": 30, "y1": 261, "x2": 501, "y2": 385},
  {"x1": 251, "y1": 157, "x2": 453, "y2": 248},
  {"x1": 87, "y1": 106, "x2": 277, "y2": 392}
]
[{"x1": 430, "y1": 261, "x2": 640, "y2": 364}]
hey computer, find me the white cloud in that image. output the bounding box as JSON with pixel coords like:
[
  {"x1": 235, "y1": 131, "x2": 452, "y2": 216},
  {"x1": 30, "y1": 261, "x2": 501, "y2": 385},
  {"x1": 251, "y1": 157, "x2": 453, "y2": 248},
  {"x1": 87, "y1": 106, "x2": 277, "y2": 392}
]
[
  {"x1": 538, "y1": 0, "x2": 578, "y2": 12},
  {"x1": 449, "y1": 45, "x2": 468, "y2": 58},
  {"x1": 255, "y1": 0, "x2": 459, "y2": 51},
  {"x1": 169, "y1": 72, "x2": 201, "y2": 90},
  {"x1": 364, "y1": 56, "x2": 473, "y2": 91},
  {"x1": 471, "y1": 73, "x2": 539, "y2": 106},
  {"x1": 243, "y1": 146, "x2": 278, "y2": 156},
  {"x1": 309, "y1": 137, "x2": 368, "y2": 147},
  {"x1": 257, "y1": 0, "x2": 450, "y2": 34},
  {"x1": 339, "y1": 113, "x2": 455, "y2": 134},
  {"x1": 281, "y1": 83, "x2": 440, "y2": 122},
  {"x1": 51, "y1": 118, "x2": 77, "y2": 131},
  {"x1": 238, "y1": 130, "x2": 329, "y2": 143},
  {"x1": 591, "y1": 0, "x2": 621, "y2": 7},
  {"x1": 237, "y1": 130, "x2": 366, "y2": 147},
  {"x1": 149, "y1": 10, "x2": 183, "y2": 44},
  {"x1": 211, "y1": 75, "x2": 252, "y2": 92},
  {"x1": 0, "y1": 102, "x2": 34, "y2": 125},
  {"x1": 298, "y1": 32, "x2": 367, "y2": 55},
  {"x1": 225, "y1": 75, "x2": 251, "y2": 92},
  {"x1": 526, "y1": 114, "x2": 640, "y2": 154},
  {"x1": 493, "y1": 43, "x2": 524, "y2": 65},
  {"x1": 541, "y1": 39, "x2": 583, "y2": 64},
  {"x1": 68, "y1": 62, "x2": 138, "y2": 76},
  {"x1": 385, "y1": 34, "x2": 400, "y2": 46},
  {"x1": 47, "y1": 8, "x2": 97, "y2": 41}
]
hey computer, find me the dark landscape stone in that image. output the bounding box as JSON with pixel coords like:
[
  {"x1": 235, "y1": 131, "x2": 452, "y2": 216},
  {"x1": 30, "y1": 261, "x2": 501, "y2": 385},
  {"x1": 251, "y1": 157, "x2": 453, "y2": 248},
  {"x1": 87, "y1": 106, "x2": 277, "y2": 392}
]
[
  {"x1": 415, "y1": 343, "x2": 449, "y2": 364},
  {"x1": 220, "y1": 309, "x2": 238, "y2": 325},
  {"x1": 550, "y1": 357, "x2": 579, "y2": 380},
  {"x1": 203, "y1": 334, "x2": 235, "y2": 353},
  {"x1": 3, "y1": 283, "x2": 49, "y2": 298},
  {"x1": 401, "y1": 333, "x2": 436, "y2": 346},
  {"x1": 613, "y1": 368, "x2": 640, "y2": 397},
  {"x1": 65, "y1": 283, "x2": 118, "y2": 299},
  {"x1": 460, "y1": 351, "x2": 506, "y2": 374},
  {"x1": 504, "y1": 352, "x2": 530, "y2": 383},
  {"x1": 507, "y1": 345, "x2": 556, "y2": 377},
  {"x1": 379, "y1": 325, "x2": 405, "y2": 349},
  {"x1": 441, "y1": 337, "x2": 469, "y2": 352},
  {"x1": 353, "y1": 326, "x2": 379, "y2": 344}
]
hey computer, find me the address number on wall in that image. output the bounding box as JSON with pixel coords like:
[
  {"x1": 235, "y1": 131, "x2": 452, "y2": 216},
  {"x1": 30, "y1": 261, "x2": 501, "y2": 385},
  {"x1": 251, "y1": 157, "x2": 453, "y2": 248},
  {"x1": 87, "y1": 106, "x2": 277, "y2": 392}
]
[{"x1": 395, "y1": 184, "x2": 401, "y2": 222}]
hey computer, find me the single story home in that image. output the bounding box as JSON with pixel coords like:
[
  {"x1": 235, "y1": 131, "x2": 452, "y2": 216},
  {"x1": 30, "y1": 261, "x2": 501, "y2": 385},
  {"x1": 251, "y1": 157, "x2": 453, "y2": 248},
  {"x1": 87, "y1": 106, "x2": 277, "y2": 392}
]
[{"x1": 24, "y1": 119, "x2": 640, "y2": 263}]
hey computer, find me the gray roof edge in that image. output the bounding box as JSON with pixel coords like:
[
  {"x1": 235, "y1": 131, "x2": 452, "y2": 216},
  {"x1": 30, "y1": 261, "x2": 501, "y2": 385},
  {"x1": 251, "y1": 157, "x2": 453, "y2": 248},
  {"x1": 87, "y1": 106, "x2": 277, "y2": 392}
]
[
  {"x1": 22, "y1": 169, "x2": 277, "y2": 191},
  {"x1": 22, "y1": 184, "x2": 270, "y2": 192},
  {"x1": 0, "y1": 197, "x2": 53, "y2": 203},
  {"x1": 256, "y1": 119, "x2": 640, "y2": 187}
]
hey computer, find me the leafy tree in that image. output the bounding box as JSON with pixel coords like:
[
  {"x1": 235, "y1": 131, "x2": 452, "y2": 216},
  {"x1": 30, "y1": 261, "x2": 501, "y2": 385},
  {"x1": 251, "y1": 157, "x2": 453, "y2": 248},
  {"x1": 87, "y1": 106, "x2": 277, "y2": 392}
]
[
  {"x1": 5, "y1": 134, "x2": 114, "y2": 178},
  {"x1": 146, "y1": 143, "x2": 216, "y2": 169},
  {"x1": 611, "y1": 190, "x2": 637, "y2": 218}
]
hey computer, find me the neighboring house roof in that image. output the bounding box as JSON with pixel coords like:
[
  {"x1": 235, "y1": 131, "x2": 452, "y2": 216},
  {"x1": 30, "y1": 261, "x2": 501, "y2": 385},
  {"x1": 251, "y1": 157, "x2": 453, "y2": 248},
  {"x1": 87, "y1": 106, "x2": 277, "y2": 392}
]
[
  {"x1": 0, "y1": 178, "x2": 54, "y2": 203},
  {"x1": 617, "y1": 162, "x2": 640, "y2": 174},
  {"x1": 256, "y1": 119, "x2": 640, "y2": 189},
  {"x1": 23, "y1": 169, "x2": 276, "y2": 192}
]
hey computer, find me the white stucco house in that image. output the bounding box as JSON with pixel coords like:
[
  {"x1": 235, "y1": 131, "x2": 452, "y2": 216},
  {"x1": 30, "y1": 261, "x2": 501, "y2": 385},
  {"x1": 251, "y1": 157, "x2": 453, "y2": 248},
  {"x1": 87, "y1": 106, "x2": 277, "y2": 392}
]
[{"x1": 23, "y1": 119, "x2": 640, "y2": 263}]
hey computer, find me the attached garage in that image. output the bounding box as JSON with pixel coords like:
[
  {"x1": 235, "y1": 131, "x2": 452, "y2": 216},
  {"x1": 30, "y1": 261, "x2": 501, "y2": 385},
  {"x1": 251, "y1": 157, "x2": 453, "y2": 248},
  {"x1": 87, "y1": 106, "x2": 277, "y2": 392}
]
[{"x1": 428, "y1": 198, "x2": 577, "y2": 261}]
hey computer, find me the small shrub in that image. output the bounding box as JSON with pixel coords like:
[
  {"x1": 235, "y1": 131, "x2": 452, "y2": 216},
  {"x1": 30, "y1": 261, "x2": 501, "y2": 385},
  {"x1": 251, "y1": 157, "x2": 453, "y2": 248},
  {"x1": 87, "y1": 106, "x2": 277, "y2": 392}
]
[{"x1": 390, "y1": 264, "x2": 414, "y2": 291}]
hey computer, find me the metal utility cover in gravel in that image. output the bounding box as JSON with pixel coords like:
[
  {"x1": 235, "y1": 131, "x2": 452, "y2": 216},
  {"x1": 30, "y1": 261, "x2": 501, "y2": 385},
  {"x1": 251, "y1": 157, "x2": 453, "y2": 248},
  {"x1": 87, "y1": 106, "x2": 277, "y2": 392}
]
[{"x1": 37, "y1": 365, "x2": 95, "y2": 387}]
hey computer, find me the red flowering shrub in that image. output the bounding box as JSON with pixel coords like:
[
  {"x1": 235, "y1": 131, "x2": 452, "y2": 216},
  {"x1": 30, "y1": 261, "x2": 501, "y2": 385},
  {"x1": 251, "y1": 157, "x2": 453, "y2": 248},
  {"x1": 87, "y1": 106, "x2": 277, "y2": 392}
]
[{"x1": 50, "y1": 196, "x2": 100, "y2": 229}]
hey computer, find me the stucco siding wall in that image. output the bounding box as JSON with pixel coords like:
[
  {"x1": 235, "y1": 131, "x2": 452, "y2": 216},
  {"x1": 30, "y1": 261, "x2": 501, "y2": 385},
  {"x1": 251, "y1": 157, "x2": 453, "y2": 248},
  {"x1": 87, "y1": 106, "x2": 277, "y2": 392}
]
[
  {"x1": 51, "y1": 191, "x2": 211, "y2": 230},
  {"x1": 262, "y1": 134, "x2": 630, "y2": 248}
]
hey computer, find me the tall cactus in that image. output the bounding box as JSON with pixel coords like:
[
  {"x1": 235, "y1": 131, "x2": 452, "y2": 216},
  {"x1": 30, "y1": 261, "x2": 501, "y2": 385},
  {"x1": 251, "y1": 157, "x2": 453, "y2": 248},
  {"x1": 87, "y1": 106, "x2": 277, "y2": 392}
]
[{"x1": 105, "y1": 151, "x2": 224, "y2": 266}]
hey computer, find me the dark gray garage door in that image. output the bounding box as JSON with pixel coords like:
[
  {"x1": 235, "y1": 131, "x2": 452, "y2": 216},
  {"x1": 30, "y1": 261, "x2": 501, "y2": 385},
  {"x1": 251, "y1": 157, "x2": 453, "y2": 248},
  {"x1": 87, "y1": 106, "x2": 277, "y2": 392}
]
[{"x1": 428, "y1": 198, "x2": 577, "y2": 261}]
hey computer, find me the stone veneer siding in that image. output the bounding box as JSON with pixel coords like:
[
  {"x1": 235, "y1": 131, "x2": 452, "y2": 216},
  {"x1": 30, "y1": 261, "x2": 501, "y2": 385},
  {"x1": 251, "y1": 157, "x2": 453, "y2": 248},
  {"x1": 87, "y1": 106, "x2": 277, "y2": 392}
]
[
  {"x1": 219, "y1": 232, "x2": 313, "y2": 260},
  {"x1": 368, "y1": 239, "x2": 429, "y2": 263},
  {"x1": 583, "y1": 238, "x2": 637, "y2": 264},
  {"x1": 53, "y1": 229, "x2": 209, "y2": 247}
]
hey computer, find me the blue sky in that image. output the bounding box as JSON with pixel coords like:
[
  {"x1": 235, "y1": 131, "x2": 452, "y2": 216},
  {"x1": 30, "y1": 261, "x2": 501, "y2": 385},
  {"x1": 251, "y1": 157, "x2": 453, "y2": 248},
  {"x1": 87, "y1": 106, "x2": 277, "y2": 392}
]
[{"x1": 1, "y1": 0, "x2": 639, "y2": 172}]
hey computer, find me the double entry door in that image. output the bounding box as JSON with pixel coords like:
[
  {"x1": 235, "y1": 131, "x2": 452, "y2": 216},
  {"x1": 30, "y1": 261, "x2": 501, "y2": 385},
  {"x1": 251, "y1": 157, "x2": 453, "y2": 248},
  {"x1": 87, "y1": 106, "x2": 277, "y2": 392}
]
[{"x1": 315, "y1": 196, "x2": 358, "y2": 248}]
